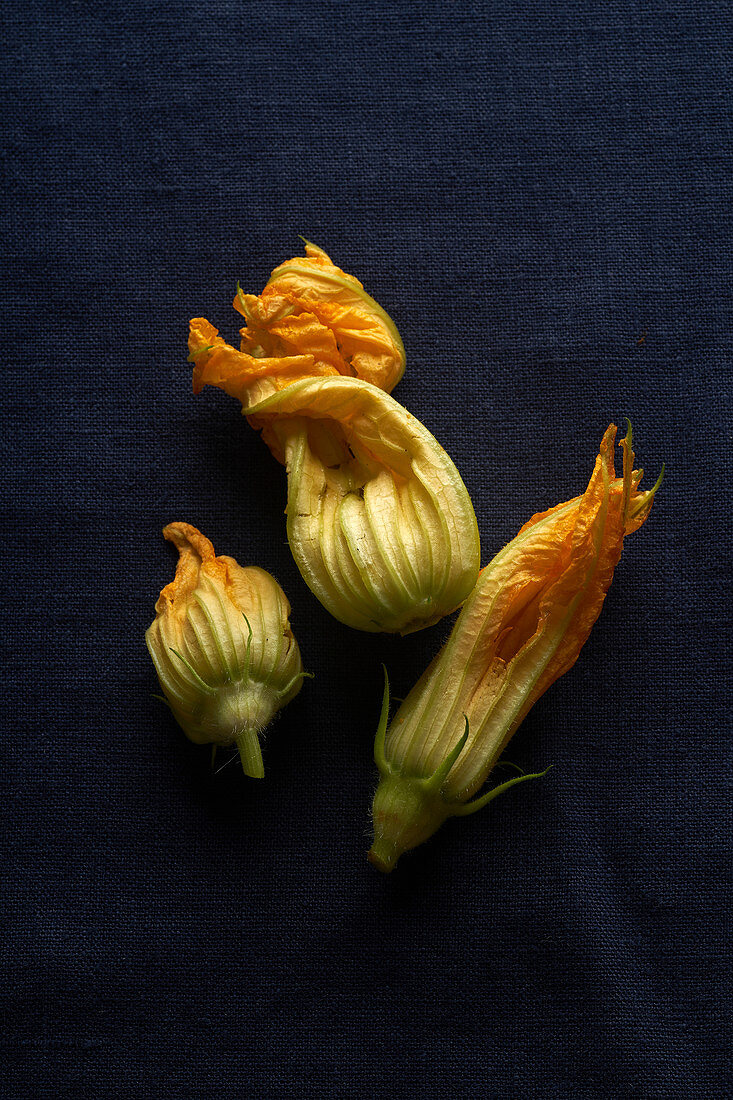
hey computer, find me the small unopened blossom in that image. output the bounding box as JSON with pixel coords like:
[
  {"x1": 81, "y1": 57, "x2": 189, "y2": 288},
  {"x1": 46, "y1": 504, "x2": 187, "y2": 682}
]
[
  {"x1": 369, "y1": 423, "x2": 662, "y2": 871},
  {"x1": 146, "y1": 522, "x2": 307, "y2": 778}
]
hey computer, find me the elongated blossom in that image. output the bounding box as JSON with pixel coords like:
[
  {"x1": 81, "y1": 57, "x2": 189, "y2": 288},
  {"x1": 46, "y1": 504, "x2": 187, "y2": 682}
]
[
  {"x1": 146, "y1": 522, "x2": 306, "y2": 778},
  {"x1": 188, "y1": 245, "x2": 480, "y2": 633},
  {"x1": 369, "y1": 424, "x2": 662, "y2": 871}
]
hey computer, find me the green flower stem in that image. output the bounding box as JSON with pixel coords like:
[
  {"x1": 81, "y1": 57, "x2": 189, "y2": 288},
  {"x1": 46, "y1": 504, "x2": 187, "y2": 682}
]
[{"x1": 235, "y1": 728, "x2": 265, "y2": 780}]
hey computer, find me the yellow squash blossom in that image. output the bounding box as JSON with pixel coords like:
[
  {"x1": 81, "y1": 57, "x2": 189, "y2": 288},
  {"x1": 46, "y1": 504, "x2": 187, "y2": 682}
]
[
  {"x1": 188, "y1": 246, "x2": 480, "y2": 634},
  {"x1": 368, "y1": 423, "x2": 662, "y2": 870},
  {"x1": 146, "y1": 522, "x2": 307, "y2": 778}
]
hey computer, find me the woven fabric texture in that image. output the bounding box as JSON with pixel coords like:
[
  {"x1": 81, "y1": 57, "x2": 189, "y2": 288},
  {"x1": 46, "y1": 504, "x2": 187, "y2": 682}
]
[{"x1": 2, "y1": 1, "x2": 731, "y2": 1097}]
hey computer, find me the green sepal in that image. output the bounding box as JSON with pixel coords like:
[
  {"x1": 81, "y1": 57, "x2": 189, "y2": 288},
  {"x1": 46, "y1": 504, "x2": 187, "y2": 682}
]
[
  {"x1": 422, "y1": 716, "x2": 469, "y2": 794},
  {"x1": 374, "y1": 665, "x2": 391, "y2": 775},
  {"x1": 648, "y1": 462, "x2": 665, "y2": 496},
  {"x1": 169, "y1": 648, "x2": 217, "y2": 695},
  {"x1": 279, "y1": 669, "x2": 315, "y2": 697},
  {"x1": 451, "y1": 766, "x2": 553, "y2": 817}
]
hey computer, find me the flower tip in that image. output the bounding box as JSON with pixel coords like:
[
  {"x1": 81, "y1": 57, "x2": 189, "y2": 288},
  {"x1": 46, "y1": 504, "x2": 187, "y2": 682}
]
[
  {"x1": 161, "y1": 521, "x2": 214, "y2": 560},
  {"x1": 626, "y1": 459, "x2": 664, "y2": 529},
  {"x1": 297, "y1": 235, "x2": 327, "y2": 257},
  {"x1": 367, "y1": 840, "x2": 399, "y2": 874}
]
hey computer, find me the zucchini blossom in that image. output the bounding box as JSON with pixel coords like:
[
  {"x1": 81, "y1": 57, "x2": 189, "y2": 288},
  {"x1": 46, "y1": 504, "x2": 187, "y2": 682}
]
[
  {"x1": 188, "y1": 244, "x2": 480, "y2": 634},
  {"x1": 146, "y1": 522, "x2": 307, "y2": 778},
  {"x1": 369, "y1": 423, "x2": 662, "y2": 870}
]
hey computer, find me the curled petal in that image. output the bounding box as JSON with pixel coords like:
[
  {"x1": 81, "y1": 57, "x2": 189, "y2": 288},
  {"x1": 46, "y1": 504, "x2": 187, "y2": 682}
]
[
  {"x1": 234, "y1": 241, "x2": 406, "y2": 392},
  {"x1": 155, "y1": 521, "x2": 218, "y2": 616},
  {"x1": 188, "y1": 318, "x2": 329, "y2": 406}
]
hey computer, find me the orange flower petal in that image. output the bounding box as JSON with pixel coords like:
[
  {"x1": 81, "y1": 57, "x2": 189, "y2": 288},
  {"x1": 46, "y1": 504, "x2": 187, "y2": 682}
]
[
  {"x1": 188, "y1": 317, "x2": 334, "y2": 406},
  {"x1": 233, "y1": 241, "x2": 405, "y2": 392}
]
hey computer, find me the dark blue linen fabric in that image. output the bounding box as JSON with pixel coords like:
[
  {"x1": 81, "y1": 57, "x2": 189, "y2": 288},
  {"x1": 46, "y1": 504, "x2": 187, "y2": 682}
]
[{"x1": 2, "y1": 1, "x2": 731, "y2": 1096}]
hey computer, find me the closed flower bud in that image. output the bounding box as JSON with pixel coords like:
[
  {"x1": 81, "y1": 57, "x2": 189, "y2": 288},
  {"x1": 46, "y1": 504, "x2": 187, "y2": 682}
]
[
  {"x1": 146, "y1": 522, "x2": 307, "y2": 778},
  {"x1": 188, "y1": 248, "x2": 480, "y2": 634},
  {"x1": 369, "y1": 423, "x2": 662, "y2": 870}
]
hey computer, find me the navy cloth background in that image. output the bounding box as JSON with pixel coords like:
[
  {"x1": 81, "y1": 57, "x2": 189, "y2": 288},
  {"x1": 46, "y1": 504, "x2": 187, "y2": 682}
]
[{"x1": 3, "y1": 1, "x2": 731, "y2": 1097}]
